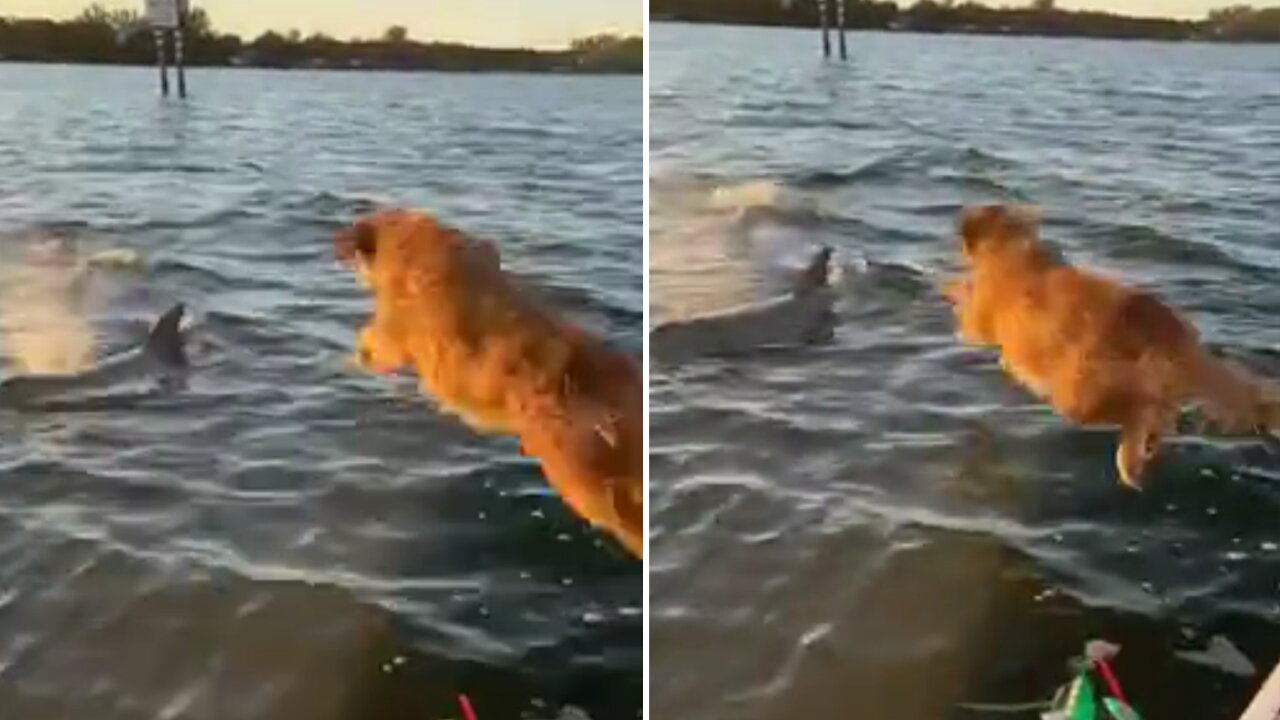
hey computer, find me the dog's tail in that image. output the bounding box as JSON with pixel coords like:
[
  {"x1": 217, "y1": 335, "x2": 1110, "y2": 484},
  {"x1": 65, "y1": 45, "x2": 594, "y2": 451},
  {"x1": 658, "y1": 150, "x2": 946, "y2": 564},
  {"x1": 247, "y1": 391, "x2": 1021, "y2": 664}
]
[{"x1": 1190, "y1": 351, "x2": 1280, "y2": 435}]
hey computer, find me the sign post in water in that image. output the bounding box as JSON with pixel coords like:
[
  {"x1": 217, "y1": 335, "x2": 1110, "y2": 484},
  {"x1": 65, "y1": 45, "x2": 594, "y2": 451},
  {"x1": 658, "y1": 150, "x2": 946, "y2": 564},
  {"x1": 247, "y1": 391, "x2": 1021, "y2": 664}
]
[
  {"x1": 145, "y1": 0, "x2": 190, "y2": 98},
  {"x1": 813, "y1": 0, "x2": 849, "y2": 60}
]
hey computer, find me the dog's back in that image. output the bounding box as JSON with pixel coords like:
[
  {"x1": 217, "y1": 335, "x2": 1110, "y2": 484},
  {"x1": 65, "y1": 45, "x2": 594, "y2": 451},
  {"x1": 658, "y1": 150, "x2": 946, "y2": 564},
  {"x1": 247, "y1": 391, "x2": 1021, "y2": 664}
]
[
  {"x1": 950, "y1": 204, "x2": 1279, "y2": 486},
  {"x1": 953, "y1": 206, "x2": 1197, "y2": 421},
  {"x1": 401, "y1": 231, "x2": 643, "y2": 554}
]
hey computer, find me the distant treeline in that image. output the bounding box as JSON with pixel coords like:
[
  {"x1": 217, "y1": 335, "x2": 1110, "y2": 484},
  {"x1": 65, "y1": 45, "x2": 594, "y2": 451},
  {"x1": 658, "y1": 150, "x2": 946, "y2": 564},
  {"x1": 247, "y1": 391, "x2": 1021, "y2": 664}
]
[
  {"x1": 651, "y1": 0, "x2": 1280, "y2": 42},
  {"x1": 0, "y1": 5, "x2": 642, "y2": 73}
]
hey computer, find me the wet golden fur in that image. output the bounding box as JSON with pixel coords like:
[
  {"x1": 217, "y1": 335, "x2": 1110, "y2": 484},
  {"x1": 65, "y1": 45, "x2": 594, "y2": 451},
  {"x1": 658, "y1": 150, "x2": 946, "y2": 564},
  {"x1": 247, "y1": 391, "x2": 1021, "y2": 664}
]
[
  {"x1": 946, "y1": 204, "x2": 1278, "y2": 488},
  {"x1": 335, "y1": 209, "x2": 642, "y2": 557}
]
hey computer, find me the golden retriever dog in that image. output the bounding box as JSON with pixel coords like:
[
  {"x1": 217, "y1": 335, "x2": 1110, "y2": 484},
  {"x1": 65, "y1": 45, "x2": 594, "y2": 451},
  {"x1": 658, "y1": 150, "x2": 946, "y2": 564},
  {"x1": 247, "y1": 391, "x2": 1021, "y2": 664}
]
[
  {"x1": 334, "y1": 209, "x2": 643, "y2": 557},
  {"x1": 945, "y1": 204, "x2": 1278, "y2": 488}
]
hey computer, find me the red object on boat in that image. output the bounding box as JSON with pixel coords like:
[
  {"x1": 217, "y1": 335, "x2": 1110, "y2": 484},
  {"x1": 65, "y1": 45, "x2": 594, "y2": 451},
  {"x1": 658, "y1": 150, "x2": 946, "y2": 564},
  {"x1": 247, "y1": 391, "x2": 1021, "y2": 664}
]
[
  {"x1": 458, "y1": 693, "x2": 479, "y2": 720},
  {"x1": 1094, "y1": 658, "x2": 1129, "y2": 708}
]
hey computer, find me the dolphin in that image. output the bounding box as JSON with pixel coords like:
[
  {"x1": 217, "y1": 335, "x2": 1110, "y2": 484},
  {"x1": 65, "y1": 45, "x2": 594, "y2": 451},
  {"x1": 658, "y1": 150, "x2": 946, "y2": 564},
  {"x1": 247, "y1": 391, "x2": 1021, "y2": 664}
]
[
  {"x1": 650, "y1": 246, "x2": 837, "y2": 361},
  {"x1": 0, "y1": 303, "x2": 189, "y2": 405}
]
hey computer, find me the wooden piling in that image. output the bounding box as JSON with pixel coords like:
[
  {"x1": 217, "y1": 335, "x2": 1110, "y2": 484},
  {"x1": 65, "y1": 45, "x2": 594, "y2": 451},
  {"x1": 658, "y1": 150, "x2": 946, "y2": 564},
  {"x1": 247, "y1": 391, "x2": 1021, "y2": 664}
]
[
  {"x1": 837, "y1": 0, "x2": 848, "y2": 59},
  {"x1": 147, "y1": 0, "x2": 190, "y2": 98},
  {"x1": 174, "y1": 27, "x2": 186, "y2": 98},
  {"x1": 153, "y1": 29, "x2": 169, "y2": 96},
  {"x1": 818, "y1": 0, "x2": 831, "y2": 57}
]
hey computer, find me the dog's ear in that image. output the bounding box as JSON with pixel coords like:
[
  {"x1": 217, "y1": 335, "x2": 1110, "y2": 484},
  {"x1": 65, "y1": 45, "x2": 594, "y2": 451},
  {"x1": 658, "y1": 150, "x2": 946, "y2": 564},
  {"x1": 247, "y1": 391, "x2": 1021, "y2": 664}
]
[
  {"x1": 1006, "y1": 204, "x2": 1041, "y2": 230},
  {"x1": 958, "y1": 204, "x2": 1039, "y2": 255},
  {"x1": 335, "y1": 219, "x2": 378, "y2": 264},
  {"x1": 958, "y1": 205, "x2": 1001, "y2": 255}
]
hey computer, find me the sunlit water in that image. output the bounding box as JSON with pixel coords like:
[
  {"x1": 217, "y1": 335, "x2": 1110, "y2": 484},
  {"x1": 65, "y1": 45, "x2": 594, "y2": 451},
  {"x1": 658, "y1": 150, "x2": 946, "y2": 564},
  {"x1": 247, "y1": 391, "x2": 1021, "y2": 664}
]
[
  {"x1": 650, "y1": 23, "x2": 1280, "y2": 720},
  {"x1": 0, "y1": 64, "x2": 640, "y2": 720}
]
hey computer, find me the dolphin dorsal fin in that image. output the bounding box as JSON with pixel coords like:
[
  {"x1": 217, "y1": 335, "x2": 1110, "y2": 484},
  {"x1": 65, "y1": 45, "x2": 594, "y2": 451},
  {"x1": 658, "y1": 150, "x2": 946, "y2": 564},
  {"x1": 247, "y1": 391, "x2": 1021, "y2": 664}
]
[
  {"x1": 793, "y1": 246, "x2": 832, "y2": 296},
  {"x1": 144, "y1": 303, "x2": 188, "y2": 369}
]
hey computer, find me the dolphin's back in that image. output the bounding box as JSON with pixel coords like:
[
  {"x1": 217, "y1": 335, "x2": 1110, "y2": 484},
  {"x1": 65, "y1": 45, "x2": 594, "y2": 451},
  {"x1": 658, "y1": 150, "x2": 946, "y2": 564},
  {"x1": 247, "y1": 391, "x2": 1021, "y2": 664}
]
[
  {"x1": 0, "y1": 303, "x2": 188, "y2": 403},
  {"x1": 651, "y1": 246, "x2": 837, "y2": 360}
]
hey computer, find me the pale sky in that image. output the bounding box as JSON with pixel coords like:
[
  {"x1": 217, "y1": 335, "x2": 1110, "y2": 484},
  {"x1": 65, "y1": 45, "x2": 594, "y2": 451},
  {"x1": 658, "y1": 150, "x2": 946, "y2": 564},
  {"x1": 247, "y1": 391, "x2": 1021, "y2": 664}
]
[
  {"x1": 1061, "y1": 0, "x2": 1229, "y2": 18},
  {"x1": 0, "y1": 0, "x2": 643, "y2": 48}
]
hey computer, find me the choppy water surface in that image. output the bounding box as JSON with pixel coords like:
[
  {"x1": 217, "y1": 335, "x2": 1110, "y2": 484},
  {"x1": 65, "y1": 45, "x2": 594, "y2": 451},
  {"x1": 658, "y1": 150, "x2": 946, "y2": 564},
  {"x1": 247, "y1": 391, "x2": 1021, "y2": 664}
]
[
  {"x1": 650, "y1": 23, "x2": 1280, "y2": 720},
  {"x1": 0, "y1": 64, "x2": 640, "y2": 719}
]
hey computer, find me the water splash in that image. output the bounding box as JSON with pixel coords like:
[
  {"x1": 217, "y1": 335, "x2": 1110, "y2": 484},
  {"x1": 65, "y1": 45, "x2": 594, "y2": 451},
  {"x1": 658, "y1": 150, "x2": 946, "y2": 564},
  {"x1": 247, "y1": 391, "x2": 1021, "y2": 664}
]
[{"x1": 0, "y1": 237, "x2": 143, "y2": 375}]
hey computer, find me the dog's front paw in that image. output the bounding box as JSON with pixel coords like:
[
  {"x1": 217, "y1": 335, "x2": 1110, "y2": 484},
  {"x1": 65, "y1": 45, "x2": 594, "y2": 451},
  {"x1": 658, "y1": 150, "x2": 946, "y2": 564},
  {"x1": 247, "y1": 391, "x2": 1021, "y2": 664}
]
[
  {"x1": 356, "y1": 325, "x2": 407, "y2": 375},
  {"x1": 1117, "y1": 465, "x2": 1146, "y2": 492},
  {"x1": 956, "y1": 316, "x2": 988, "y2": 346},
  {"x1": 1116, "y1": 431, "x2": 1158, "y2": 491},
  {"x1": 943, "y1": 278, "x2": 973, "y2": 309}
]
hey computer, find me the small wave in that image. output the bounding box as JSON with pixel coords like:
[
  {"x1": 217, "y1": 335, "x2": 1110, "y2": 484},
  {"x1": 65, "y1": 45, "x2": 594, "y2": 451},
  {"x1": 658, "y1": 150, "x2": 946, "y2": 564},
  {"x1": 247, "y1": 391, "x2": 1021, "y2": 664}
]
[
  {"x1": 63, "y1": 208, "x2": 266, "y2": 235},
  {"x1": 0, "y1": 221, "x2": 90, "y2": 242},
  {"x1": 896, "y1": 201, "x2": 965, "y2": 219},
  {"x1": 732, "y1": 98, "x2": 828, "y2": 116},
  {"x1": 730, "y1": 203, "x2": 826, "y2": 231},
  {"x1": 1096, "y1": 83, "x2": 1214, "y2": 105},
  {"x1": 1077, "y1": 221, "x2": 1239, "y2": 268},
  {"x1": 950, "y1": 145, "x2": 1019, "y2": 171},
  {"x1": 781, "y1": 144, "x2": 1019, "y2": 195},
  {"x1": 533, "y1": 282, "x2": 643, "y2": 331},
  {"x1": 283, "y1": 190, "x2": 386, "y2": 218},
  {"x1": 704, "y1": 180, "x2": 831, "y2": 235},
  {"x1": 846, "y1": 259, "x2": 936, "y2": 304},
  {"x1": 786, "y1": 156, "x2": 903, "y2": 189},
  {"x1": 148, "y1": 257, "x2": 237, "y2": 290},
  {"x1": 40, "y1": 161, "x2": 228, "y2": 176},
  {"x1": 1, "y1": 389, "x2": 183, "y2": 414},
  {"x1": 707, "y1": 179, "x2": 793, "y2": 211},
  {"x1": 928, "y1": 167, "x2": 1021, "y2": 198},
  {"x1": 723, "y1": 111, "x2": 877, "y2": 132},
  {"x1": 484, "y1": 121, "x2": 580, "y2": 141},
  {"x1": 85, "y1": 248, "x2": 146, "y2": 271}
]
